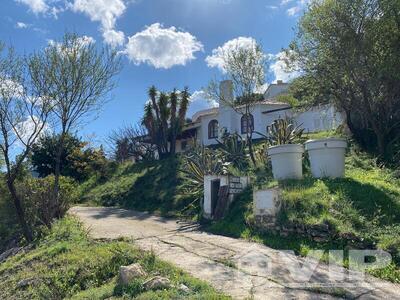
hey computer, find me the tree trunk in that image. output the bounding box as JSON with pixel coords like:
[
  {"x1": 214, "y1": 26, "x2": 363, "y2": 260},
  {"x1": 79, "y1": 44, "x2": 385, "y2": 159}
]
[
  {"x1": 247, "y1": 131, "x2": 256, "y2": 165},
  {"x1": 52, "y1": 132, "x2": 66, "y2": 218},
  {"x1": 375, "y1": 130, "x2": 387, "y2": 159},
  {"x1": 7, "y1": 179, "x2": 33, "y2": 242}
]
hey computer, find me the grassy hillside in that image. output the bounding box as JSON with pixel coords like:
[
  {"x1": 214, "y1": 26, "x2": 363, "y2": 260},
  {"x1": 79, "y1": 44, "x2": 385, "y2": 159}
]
[
  {"x1": 77, "y1": 131, "x2": 400, "y2": 283},
  {"x1": 208, "y1": 147, "x2": 400, "y2": 283},
  {"x1": 0, "y1": 217, "x2": 228, "y2": 299},
  {"x1": 77, "y1": 157, "x2": 198, "y2": 217}
]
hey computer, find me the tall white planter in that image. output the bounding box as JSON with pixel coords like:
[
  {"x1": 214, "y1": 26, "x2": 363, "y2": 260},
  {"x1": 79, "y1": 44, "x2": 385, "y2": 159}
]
[
  {"x1": 267, "y1": 144, "x2": 304, "y2": 180},
  {"x1": 305, "y1": 138, "x2": 347, "y2": 178}
]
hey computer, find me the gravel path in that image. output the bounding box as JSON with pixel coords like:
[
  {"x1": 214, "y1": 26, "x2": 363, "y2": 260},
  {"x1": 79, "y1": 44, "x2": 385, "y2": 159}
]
[{"x1": 70, "y1": 206, "x2": 400, "y2": 300}]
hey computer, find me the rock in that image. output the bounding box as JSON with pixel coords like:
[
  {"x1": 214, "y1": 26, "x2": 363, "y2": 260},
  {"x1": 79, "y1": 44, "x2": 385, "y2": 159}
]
[
  {"x1": 143, "y1": 276, "x2": 171, "y2": 290},
  {"x1": 178, "y1": 283, "x2": 190, "y2": 293},
  {"x1": 17, "y1": 278, "x2": 40, "y2": 288},
  {"x1": 0, "y1": 247, "x2": 23, "y2": 263},
  {"x1": 118, "y1": 263, "x2": 147, "y2": 285}
]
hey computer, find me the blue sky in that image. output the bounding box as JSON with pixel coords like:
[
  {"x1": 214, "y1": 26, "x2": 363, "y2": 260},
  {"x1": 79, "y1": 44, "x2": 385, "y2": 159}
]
[{"x1": 1, "y1": 0, "x2": 307, "y2": 146}]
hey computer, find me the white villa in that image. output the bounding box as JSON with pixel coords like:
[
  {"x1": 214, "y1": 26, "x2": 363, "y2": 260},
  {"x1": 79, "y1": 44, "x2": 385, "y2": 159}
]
[{"x1": 174, "y1": 80, "x2": 344, "y2": 152}]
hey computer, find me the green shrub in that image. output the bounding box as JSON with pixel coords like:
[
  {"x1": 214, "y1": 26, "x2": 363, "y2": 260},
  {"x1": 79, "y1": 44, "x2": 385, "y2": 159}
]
[{"x1": 16, "y1": 175, "x2": 77, "y2": 237}]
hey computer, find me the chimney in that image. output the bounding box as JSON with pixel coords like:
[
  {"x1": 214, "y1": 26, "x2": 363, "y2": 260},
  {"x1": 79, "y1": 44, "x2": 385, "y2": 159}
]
[
  {"x1": 219, "y1": 80, "x2": 233, "y2": 107},
  {"x1": 277, "y1": 80, "x2": 283, "y2": 84}
]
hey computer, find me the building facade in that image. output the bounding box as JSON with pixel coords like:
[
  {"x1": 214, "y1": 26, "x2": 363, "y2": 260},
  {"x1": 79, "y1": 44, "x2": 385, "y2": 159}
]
[{"x1": 175, "y1": 80, "x2": 344, "y2": 152}]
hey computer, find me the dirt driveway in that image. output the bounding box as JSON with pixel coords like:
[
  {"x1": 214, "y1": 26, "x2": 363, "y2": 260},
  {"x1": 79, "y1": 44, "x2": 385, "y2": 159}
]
[{"x1": 70, "y1": 206, "x2": 400, "y2": 300}]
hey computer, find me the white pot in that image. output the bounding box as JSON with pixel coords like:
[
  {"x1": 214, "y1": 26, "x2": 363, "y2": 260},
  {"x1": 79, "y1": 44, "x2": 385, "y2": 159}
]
[
  {"x1": 305, "y1": 138, "x2": 347, "y2": 178},
  {"x1": 267, "y1": 144, "x2": 304, "y2": 180}
]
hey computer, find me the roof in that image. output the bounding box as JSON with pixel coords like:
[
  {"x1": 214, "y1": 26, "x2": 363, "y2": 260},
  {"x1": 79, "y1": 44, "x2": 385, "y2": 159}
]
[
  {"x1": 192, "y1": 107, "x2": 218, "y2": 122},
  {"x1": 191, "y1": 81, "x2": 291, "y2": 122},
  {"x1": 263, "y1": 82, "x2": 289, "y2": 100}
]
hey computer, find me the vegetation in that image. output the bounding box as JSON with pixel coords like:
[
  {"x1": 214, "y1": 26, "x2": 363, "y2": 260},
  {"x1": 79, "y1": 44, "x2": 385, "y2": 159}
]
[
  {"x1": 0, "y1": 217, "x2": 228, "y2": 299},
  {"x1": 263, "y1": 117, "x2": 304, "y2": 146},
  {"x1": 206, "y1": 39, "x2": 267, "y2": 164},
  {"x1": 29, "y1": 32, "x2": 121, "y2": 217},
  {"x1": 207, "y1": 133, "x2": 400, "y2": 283},
  {"x1": 0, "y1": 42, "x2": 53, "y2": 241},
  {"x1": 287, "y1": 0, "x2": 400, "y2": 160},
  {"x1": 77, "y1": 156, "x2": 201, "y2": 217},
  {"x1": 108, "y1": 123, "x2": 157, "y2": 162},
  {"x1": 31, "y1": 133, "x2": 107, "y2": 182},
  {"x1": 142, "y1": 86, "x2": 190, "y2": 158}
]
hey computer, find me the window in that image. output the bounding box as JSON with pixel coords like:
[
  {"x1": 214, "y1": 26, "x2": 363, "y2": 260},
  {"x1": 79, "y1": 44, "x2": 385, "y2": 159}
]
[
  {"x1": 241, "y1": 114, "x2": 254, "y2": 134},
  {"x1": 208, "y1": 120, "x2": 219, "y2": 139}
]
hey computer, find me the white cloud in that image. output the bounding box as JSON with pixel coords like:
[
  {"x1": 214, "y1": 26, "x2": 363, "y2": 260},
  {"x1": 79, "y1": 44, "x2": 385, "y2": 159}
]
[
  {"x1": 124, "y1": 23, "x2": 204, "y2": 69},
  {"x1": 15, "y1": 0, "x2": 64, "y2": 17},
  {"x1": 284, "y1": 0, "x2": 310, "y2": 17},
  {"x1": 103, "y1": 29, "x2": 125, "y2": 48},
  {"x1": 15, "y1": 22, "x2": 30, "y2": 29},
  {"x1": 190, "y1": 90, "x2": 218, "y2": 107},
  {"x1": 48, "y1": 35, "x2": 95, "y2": 47},
  {"x1": 15, "y1": 116, "x2": 51, "y2": 147},
  {"x1": 269, "y1": 51, "x2": 301, "y2": 83},
  {"x1": 280, "y1": 0, "x2": 295, "y2": 5},
  {"x1": 287, "y1": 6, "x2": 301, "y2": 16},
  {"x1": 266, "y1": 5, "x2": 278, "y2": 10},
  {"x1": 71, "y1": 0, "x2": 126, "y2": 47},
  {"x1": 188, "y1": 90, "x2": 218, "y2": 118},
  {"x1": 205, "y1": 37, "x2": 258, "y2": 72},
  {"x1": 15, "y1": 0, "x2": 48, "y2": 14},
  {"x1": 47, "y1": 35, "x2": 95, "y2": 57},
  {"x1": 0, "y1": 79, "x2": 24, "y2": 99}
]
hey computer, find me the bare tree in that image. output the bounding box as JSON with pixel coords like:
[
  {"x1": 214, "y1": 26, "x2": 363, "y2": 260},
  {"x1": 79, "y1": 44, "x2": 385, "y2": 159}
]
[
  {"x1": 205, "y1": 40, "x2": 267, "y2": 164},
  {"x1": 29, "y1": 33, "x2": 122, "y2": 211},
  {"x1": 0, "y1": 43, "x2": 52, "y2": 241},
  {"x1": 107, "y1": 123, "x2": 156, "y2": 162}
]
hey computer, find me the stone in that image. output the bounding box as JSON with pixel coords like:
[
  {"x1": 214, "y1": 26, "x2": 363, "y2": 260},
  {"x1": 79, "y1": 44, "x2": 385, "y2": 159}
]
[
  {"x1": 118, "y1": 263, "x2": 147, "y2": 285},
  {"x1": 0, "y1": 247, "x2": 23, "y2": 263},
  {"x1": 17, "y1": 278, "x2": 40, "y2": 288},
  {"x1": 143, "y1": 276, "x2": 171, "y2": 290},
  {"x1": 178, "y1": 283, "x2": 190, "y2": 293}
]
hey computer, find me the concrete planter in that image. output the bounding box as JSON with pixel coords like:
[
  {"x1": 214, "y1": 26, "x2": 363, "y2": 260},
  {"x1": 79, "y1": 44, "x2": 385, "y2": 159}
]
[
  {"x1": 305, "y1": 138, "x2": 347, "y2": 178},
  {"x1": 267, "y1": 144, "x2": 304, "y2": 180}
]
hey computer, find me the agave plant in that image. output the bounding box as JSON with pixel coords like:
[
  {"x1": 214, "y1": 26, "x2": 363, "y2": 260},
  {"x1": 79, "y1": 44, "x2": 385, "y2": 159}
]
[
  {"x1": 216, "y1": 130, "x2": 248, "y2": 172},
  {"x1": 180, "y1": 143, "x2": 224, "y2": 214},
  {"x1": 266, "y1": 117, "x2": 304, "y2": 146},
  {"x1": 180, "y1": 143, "x2": 223, "y2": 187}
]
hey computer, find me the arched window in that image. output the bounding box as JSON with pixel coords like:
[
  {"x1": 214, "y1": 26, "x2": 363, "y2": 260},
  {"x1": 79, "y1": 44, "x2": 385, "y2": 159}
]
[
  {"x1": 208, "y1": 120, "x2": 219, "y2": 139},
  {"x1": 241, "y1": 114, "x2": 254, "y2": 134}
]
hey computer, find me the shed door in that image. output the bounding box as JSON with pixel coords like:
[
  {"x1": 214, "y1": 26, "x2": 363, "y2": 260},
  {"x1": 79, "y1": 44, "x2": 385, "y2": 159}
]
[{"x1": 211, "y1": 179, "x2": 220, "y2": 217}]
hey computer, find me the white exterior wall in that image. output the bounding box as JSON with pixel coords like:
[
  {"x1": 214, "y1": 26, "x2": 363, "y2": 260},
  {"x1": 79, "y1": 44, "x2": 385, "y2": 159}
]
[
  {"x1": 195, "y1": 104, "x2": 344, "y2": 146},
  {"x1": 294, "y1": 105, "x2": 344, "y2": 133},
  {"x1": 203, "y1": 175, "x2": 229, "y2": 218},
  {"x1": 200, "y1": 113, "x2": 219, "y2": 146}
]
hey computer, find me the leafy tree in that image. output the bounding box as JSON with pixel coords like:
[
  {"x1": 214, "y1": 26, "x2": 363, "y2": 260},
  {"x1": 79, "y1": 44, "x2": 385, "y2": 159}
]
[
  {"x1": 29, "y1": 32, "x2": 121, "y2": 212},
  {"x1": 205, "y1": 40, "x2": 267, "y2": 165},
  {"x1": 31, "y1": 133, "x2": 107, "y2": 182},
  {"x1": 142, "y1": 86, "x2": 190, "y2": 158},
  {"x1": 287, "y1": 0, "x2": 400, "y2": 159}
]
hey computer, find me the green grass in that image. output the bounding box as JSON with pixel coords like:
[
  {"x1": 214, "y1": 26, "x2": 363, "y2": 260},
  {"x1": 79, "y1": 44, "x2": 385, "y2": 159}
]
[
  {"x1": 78, "y1": 130, "x2": 400, "y2": 283},
  {"x1": 0, "y1": 217, "x2": 229, "y2": 300},
  {"x1": 77, "y1": 157, "x2": 199, "y2": 218},
  {"x1": 208, "y1": 142, "x2": 400, "y2": 283}
]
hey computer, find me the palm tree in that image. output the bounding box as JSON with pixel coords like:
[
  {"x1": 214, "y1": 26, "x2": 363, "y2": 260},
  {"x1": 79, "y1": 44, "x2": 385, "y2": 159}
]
[{"x1": 141, "y1": 86, "x2": 190, "y2": 157}]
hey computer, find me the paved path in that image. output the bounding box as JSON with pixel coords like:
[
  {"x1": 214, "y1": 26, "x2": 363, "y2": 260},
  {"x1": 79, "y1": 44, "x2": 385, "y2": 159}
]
[{"x1": 70, "y1": 206, "x2": 400, "y2": 300}]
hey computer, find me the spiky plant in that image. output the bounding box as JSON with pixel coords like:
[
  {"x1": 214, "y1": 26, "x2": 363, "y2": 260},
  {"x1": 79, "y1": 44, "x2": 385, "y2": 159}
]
[
  {"x1": 216, "y1": 130, "x2": 248, "y2": 172},
  {"x1": 266, "y1": 117, "x2": 304, "y2": 146}
]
